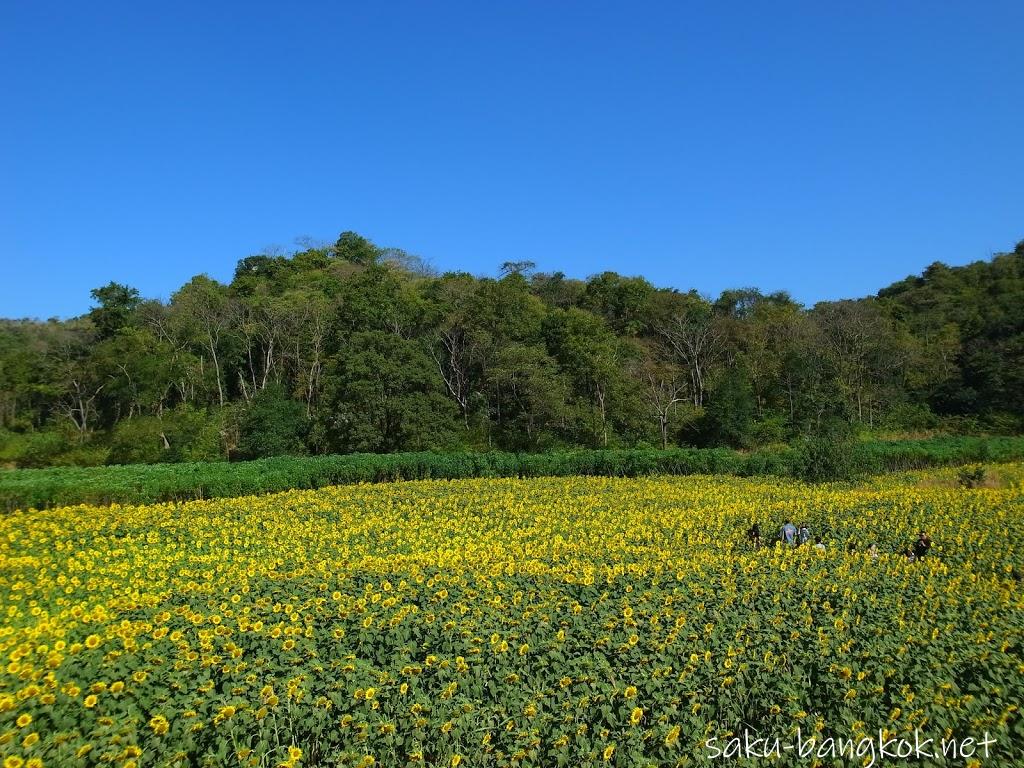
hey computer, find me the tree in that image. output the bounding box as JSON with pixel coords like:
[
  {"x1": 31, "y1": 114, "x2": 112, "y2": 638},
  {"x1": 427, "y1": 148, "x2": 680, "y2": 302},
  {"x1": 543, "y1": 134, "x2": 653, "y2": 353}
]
[
  {"x1": 811, "y1": 299, "x2": 901, "y2": 427},
  {"x1": 236, "y1": 385, "x2": 308, "y2": 459},
  {"x1": 90, "y1": 327, "x2": 180, "y2": 423},
  {"x1": 702, "y1": 363, "x2": 756, "y2": 448},
  {"x1": 655, "y1": 293, "x2": 725, "y2": 407},
  {"x1": 49, "y1": 323, "x2": 104, "y2": 441},
  {"x1": 333, "y1": 231, "x2": 379, "y2": 266},
  {"x1": 380, "y1": 248, "x2": 436, "y2": 277},
  {"x1": 486, "y1": 343, "x2": 569, "y2": 449},
  {"x1": 321, "y1": 332, "x2": 458, "y2": 453},
  {"x1": 170, "y1": 276, "x2": 233, "y2": 407},
  {"x1": 635, "y1": 354, "x2": 689, "y2": 449},
  {"x1": 424, "y1": 274, "x2": 487, "y2": 430},
  {"x1": 499, "y1": 260, "x2": 537, "y2": 277},
  {"x1": 107, "y1": 406, "x2": 223, "y2": 464},
  {"x1": 88, "y1": 282, "x2": 141, "y2": 339},
  {"x1": 545, "y1": 308, "x2": 633, "y2": 447},
  {"x1": 581, "y1": 272, "x2": 654, "y2": 335}
]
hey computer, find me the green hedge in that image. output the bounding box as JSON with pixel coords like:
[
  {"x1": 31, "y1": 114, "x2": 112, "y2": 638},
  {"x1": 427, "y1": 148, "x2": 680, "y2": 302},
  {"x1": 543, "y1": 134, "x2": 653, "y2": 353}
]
[{"x1": 2, "y1": 436, "x2": 1023, "y2": 512}]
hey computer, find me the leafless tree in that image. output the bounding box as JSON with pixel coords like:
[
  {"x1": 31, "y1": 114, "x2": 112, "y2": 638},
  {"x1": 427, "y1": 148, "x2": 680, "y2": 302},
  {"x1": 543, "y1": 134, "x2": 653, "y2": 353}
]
[
  {"x1": 657, "y1": 312, "x2": 726, "y2": 407},
  {"x1": 430, "y1": 326, "x2": 474, "y2": 427}
]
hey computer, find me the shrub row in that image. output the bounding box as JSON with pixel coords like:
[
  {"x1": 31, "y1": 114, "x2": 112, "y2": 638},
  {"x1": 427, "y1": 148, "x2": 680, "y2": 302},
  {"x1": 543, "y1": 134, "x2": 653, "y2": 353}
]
[{"x1": 2, "y1": 436, "x2": 1022, "y2": 512}]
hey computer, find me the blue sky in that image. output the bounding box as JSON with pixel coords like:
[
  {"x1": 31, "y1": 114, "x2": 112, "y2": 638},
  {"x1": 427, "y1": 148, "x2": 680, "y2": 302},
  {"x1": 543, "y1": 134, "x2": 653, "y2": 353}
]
[{"x1": 2, "y1": 1, "x2": 1022, "y2": 319}]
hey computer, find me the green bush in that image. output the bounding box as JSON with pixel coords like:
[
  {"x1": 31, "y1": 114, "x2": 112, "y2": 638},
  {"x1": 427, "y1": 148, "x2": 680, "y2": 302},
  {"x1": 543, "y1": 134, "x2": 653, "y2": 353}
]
[
  {"x1": 957, "y1": 465, "x2": 987, "y2": 488},
  {"x1": 108, "y1": 407, "x2": 226, "y2": 465},
  {"x1": 792, "y1": 437, "x2": 860, "y2": 482},
  {"x1": 0, "y1": 429, "x2": 75, "y2": 468},
  {"x1": 749, "y1": 416, "x2": 789, "y2": 446},
  {"x1": 235, "y1": 386, "x2": 308, "y2": 460},
  {"x1": 51, "y1": 444, "x2": 109, "y2": 467},
  {"x1": 879, "y1": 402, "x2": 940, "y2": 431},
  {"x1": 107, "y1": 417, "x2": 175, "y2": 465},
  {"x1": 2, "y1": 436, "x2": 1022, "y2": 512}
]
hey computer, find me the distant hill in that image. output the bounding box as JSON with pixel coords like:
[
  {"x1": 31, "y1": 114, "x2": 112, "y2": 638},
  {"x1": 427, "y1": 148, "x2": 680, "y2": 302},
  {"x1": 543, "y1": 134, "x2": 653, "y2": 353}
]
[{"x1": 1, "y1": 232, "x2": 1021, "y2": 468}]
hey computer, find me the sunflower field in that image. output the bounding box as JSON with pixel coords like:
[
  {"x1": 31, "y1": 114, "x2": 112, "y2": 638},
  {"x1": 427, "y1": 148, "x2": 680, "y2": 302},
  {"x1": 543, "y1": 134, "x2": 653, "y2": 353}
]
[{"x1": 1, "y1": 467, "x2": 1023, "y2": 767}]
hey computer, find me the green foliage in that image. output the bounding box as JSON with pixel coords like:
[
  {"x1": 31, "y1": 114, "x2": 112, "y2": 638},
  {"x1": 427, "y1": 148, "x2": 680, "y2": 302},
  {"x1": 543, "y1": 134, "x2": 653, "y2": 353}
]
[
  {"x1": 879, "y1": 244, "x2": 1024, "y2": 417},
  {"x1": 702, "y1": 365, "x2": 756, "y2": 448},
  {"x1": 321, "y1": 331, "x2": 460, "y2": 453},
  {"x1": 0, "y1": 429, "x2": 71, "y2": 468},
  {"x1": 792, "y1": 436, "x2": 861, "y2": 483},
  {"x1": 107, "y1": 407, "x2": 224, "y2": 464},
  {"x1": 0, "y1": 233, "x2": 1021, "y2": 467},
  {"x1": 235, "y1": 386, "x2": 308, "y2": 460},
  {"x1": 48, "y1": 443, "x2": 109, "y2": 467},
  {"x1": 957, "y1": 465, "x2": 987, "y2": 488},
  {"x1": 749, "y1": 415, "x2": 788, "y2": 445},
  {"x1": 333, "y1": 230, "x2": 379, "y2": 265},
  {"x1": 3, "y1": 436, "x2": 1023, "y2": 512},
  {"x1": 580, "y1": 272, "x2": 655, "y2": 335},
  {"x1": 877, "y1": 402, "x2": 939, "y2": 431},
  {"x1": 88, "y1": 281, "x2": 142, "y2": 339}
]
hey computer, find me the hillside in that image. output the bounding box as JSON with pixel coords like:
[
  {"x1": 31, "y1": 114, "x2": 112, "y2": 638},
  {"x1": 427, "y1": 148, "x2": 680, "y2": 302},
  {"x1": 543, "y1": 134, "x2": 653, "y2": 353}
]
[{"x1": 1, "y1": 234, "x2": 1022, "y2": 468}]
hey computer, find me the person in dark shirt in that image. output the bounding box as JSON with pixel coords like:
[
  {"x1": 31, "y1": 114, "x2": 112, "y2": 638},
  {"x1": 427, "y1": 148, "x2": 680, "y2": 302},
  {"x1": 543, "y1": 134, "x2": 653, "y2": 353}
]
[
  {"x1": 746, "y1": 522, "x2": 762, "y2": 550},
  {"x1": 913, "y1": 531, "x2": 932, "y2": 560}
]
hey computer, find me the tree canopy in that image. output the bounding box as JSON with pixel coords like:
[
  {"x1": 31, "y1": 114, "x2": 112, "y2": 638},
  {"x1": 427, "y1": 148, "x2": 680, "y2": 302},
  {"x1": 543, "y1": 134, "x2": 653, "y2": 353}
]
[{"x1": 1, "y1": 233, "x2": 1021, "y2": 467}]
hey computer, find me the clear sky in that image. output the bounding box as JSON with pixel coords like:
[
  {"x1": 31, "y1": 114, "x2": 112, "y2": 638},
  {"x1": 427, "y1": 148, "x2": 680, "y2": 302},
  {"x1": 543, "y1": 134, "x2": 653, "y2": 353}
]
[{"x1": 2, "y1": 1, "x2": 1022, "y2": 319}]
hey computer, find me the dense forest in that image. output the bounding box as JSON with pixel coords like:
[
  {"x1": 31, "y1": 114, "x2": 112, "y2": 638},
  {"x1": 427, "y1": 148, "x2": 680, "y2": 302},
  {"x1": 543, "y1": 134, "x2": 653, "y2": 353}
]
[{"x1": 1, "y1": 233, "x2": 1022, "y2": 468}]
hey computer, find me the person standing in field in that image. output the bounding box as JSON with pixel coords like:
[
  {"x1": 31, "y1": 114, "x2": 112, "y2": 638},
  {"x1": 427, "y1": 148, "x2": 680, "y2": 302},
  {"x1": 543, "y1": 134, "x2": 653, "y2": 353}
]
[
  {"x1": 780, "y1": 520, "x2": 797, "y2": 546},
  {"x1": 913, "y1": 531, "x2": 932, "y2": 560},
  {"x1": 798, "y1": 522, "x2": 811, "y2": 546},
  {"x1": 746, "y1": 522, "x2": 762, "y2": 550}
]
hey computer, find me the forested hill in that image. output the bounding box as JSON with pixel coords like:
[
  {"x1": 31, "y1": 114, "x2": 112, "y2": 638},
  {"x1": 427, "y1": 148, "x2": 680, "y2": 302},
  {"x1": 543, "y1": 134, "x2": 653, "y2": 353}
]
[
  {"x1": 877, "y1": 246, "x2": 1024, "y2": 419},
  {"x1": 1, "y1": 233, "x2": 1022, "y2": 468}
]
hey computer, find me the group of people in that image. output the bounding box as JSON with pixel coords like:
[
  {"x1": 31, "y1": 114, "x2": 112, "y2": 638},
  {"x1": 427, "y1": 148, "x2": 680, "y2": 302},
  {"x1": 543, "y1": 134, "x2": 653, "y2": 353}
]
[
  {"x1": 745, "y1": 520, "x2": 825, "y2": 551},
  {"x1": 744, "y1": 520, "x2": 932, "y2": 561}
]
